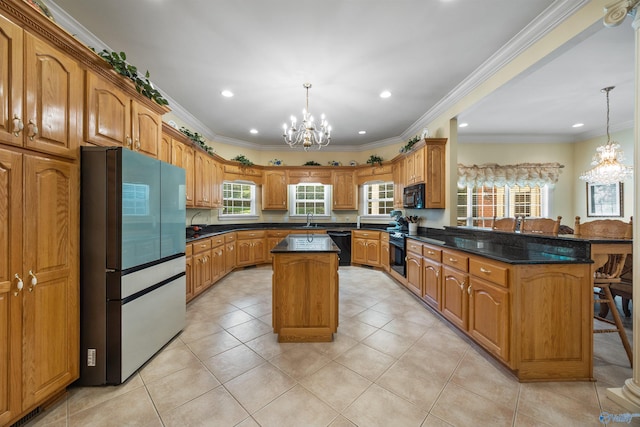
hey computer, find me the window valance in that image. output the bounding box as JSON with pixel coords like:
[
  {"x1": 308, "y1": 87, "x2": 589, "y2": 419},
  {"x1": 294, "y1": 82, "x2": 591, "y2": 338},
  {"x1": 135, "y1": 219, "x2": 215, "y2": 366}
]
[{"x1": 457, "y1": 162, "x2": 564, "y2": 188}]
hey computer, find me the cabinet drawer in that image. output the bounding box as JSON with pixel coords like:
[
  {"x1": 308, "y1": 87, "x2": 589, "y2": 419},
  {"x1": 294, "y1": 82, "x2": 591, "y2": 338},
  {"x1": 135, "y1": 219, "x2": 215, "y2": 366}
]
[
  {"x1": 193, "y1": 238, "x2": 212, "y2": 254},
  {"x1": 237, "y1": 230, "x2": 266, "y2": 239},
  {"x1": 267, "y1": 230, "x2": 290, "y2": 238},
  {"x1": 185, "y1": 243, "x2": 193, "y2": 257},
  {"x1": 380, "y1": 233, "x2": 389, "y2": 242},
  {"x1": 422, "y1": 245, "x2": 442, "y2": 262},
  {"x1": 224, "y1": 232, "x2": 236, "y2": 243},
  {"x1": 470, "y1": 258, "x2": 509, "y2": 287},
  {"x1": 211, "y1": 235, "x2": 225, "y2": 247},
  {"x1": 353, "y1": 230, "x2": 380, "y2": 239},
  {"x1": 442, "y1": 249, "x2": 469, "y2": 272},
  {"x1": 406, "y1": 240, "x2": 423, "y2": 255}
]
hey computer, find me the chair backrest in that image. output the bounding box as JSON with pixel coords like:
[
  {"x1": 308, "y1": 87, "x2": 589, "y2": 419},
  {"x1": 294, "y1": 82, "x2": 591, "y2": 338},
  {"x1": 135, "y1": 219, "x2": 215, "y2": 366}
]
[
  {"x1": 491, "y1": 217, "x2": 517, "y2": 232},
  {"x1": 574, "y1": 216, "x2": 632, "y2": 239},
  {"x1": 520, "y1": 216, "x2": 562, "y2": 236}
]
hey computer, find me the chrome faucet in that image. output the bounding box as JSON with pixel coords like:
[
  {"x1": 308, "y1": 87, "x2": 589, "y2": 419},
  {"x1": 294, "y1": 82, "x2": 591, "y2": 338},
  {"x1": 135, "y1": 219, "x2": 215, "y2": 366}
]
[{"x1": 306, "y1": 212, "x2": 313, "y2": 227}]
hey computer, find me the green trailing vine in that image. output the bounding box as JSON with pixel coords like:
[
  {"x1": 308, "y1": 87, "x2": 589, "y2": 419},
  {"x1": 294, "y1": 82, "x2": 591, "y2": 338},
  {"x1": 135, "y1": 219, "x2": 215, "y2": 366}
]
[
  {"x1": 91, "y1": 49, "x2": 169, "y2": 107},
  {"x1": 366, "y1": 155, "x2": 384, "y2": 166},
  {"x1": 303, "y1": 161, "x2": 321, "y2": 166},
  {"x1": 232, "y1": 155, "x2": 254, "y2": 167},
  {"x1": 179, "y1": 127, "x2": 213, "y2": 154},
  {"x1": 401, "y1": 135, "x2": 421, "y2": 153}
]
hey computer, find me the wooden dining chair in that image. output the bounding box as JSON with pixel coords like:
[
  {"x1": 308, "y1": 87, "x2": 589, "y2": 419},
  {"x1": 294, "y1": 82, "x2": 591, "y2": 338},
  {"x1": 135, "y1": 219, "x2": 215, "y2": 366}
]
[
  {"x1": 491, "y1": 216, "x2": 517, "y2": 232},
  {"x1": 520, "y1": 215, "x2": 562, "y2": 236},
  {"x1": 574, "y1": 215, "x2": 633, "y2": 366}
]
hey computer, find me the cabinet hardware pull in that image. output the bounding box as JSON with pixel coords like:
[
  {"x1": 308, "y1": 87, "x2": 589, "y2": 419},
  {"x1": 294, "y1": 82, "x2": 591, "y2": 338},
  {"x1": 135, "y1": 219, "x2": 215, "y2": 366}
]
[
  {"x1": 28, "y1": 270, "x2": 37, "y2": 292},
  {"x1": 135, "y1": 139, "x2": 141, "y2": 149},
  {"x1": 126, "y1": 136, "x2": 132, "y2": 147},
  {"x1": 480, "y1": 267, "x2": 491, "y2": 274},
  {"x1": 427, "y1": 250, "x2": 435, "y2": 255},
  {"x1": 467, "y1": 285, "x2": 472, "y2": 295},
  {"x1": 27, "y1": 119, "x2": 38, "y2": 140},
  {"x1": 449, "y1": 257, "x2": 457, "y2": 263},
  {"x1": 14, "y1": 274, "x2": 24, "y2": 296},
  {"x1": 458, "y1": 281, "x2": 464, "y2": 290},
  {"x1": 13, "y1": 115, "x2": 24, "y2": 136}
]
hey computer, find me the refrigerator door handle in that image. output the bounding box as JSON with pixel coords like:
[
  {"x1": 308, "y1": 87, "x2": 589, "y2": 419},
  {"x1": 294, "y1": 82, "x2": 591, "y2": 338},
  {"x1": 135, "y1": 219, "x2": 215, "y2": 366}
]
[{"x1": 106, "y1": 268, "x2": 116, "y2": 273}]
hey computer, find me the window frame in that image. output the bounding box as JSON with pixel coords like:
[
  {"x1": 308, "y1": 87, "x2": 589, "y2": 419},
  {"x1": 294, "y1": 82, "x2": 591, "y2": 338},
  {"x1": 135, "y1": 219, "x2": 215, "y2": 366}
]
[
  {"x1": 361, "y1": 181, "x2": 395, "y2": 218},
  {"x1": 288, "y1": 183, "x2": 331, "y2": 219},
  {"x1": 219, "y1": 181, "x2": 258, "y2": 220}
]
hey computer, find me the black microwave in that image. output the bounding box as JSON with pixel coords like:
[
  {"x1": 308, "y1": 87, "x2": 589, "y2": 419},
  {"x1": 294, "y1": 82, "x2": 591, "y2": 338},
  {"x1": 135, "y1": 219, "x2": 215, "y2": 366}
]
[{"x1": 403, "y1": 183, "x2": 425, "y2": 209}]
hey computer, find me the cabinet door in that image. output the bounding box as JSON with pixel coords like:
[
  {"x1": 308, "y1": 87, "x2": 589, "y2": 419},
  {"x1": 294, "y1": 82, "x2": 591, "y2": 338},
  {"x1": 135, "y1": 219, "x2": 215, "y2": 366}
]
[
  {"x1": 211, "y1": 246, "x2": 224, "y2": 282},
  {"x1": 405, "y1": 251, "x2": 422, "y2": 297},
  {"x1": 392, "y1": 159, "x2": 404, "y2": 208},
  {"x1": 441, "y1": 266, "x2": 468, "y2": 330},
  {"x1": 405, "y1": 153, "x2": 415, "y2": 184},
  {"x1": 252, "y1": 239, "x2": 267, "y2": 264},
  {"x1": 22, "y1": 154, "x2": 78, "y2": 408},
  {"x1": 468, "y1": 277, "x2": 509, "y2": 362},
  {"x1": 263, "y1": 170, "x2": 287, "y2": 210},
  {"x1": 131, "y1": 101, "x2": 161, "y2": 158},
  {"x1": 24, "y1": 33, "x2": 81, "y2": 159},
  {"x1": 159, "y1": 133, "x2": 172, "y2": 163},
  {"x1": 236, "y1": 240, "x2": 253, "y2": 266},
  {"x1": 425, "y1": 141, "x2": 445, "y2": 208},
  {"x1": 185, "y1": 256, "x2": 193, "y2": 302},
  {"x1": 332, "y1": 171, "x2": 357, "y2": 210},
  {"x1": 0, "y1": 149, "x2": 22, "y2": 425},
  {"x1": 193, "y1": 250, "x2": 212, "y2": 295},
  {"x1": 225, "y1": 242, "x2": 236, "y2": 274},
  {"x1": 413, "y1": 147, "x2": 424, "y2": 183},
  {"x1": 172, "y1": 140, "x2": 194, "y2": 207},
  {"x1": 0, "y1": 15, "x2": 23, "y2": 148},
  {"x1": 211, "y1": 159, "x2": 222, "y2": 208},
  {"x1": 194, "y1": 151, "x2": 211, "y2": 207},
  {"x1": 85, "y1": 71, "x2": 131, "y2": 148},
  {"x1": 422, "y1": 257, "x2": 441, "y2": 310},
  {"x1": 352, "y1": 238, "x2": 367, "y2": 264},
  {"x1": 365, "y1": 240, "x2": 380, "y2": 266},
  {"x1": 380, "y1": 241, "x2": 390, "y2": 272}
]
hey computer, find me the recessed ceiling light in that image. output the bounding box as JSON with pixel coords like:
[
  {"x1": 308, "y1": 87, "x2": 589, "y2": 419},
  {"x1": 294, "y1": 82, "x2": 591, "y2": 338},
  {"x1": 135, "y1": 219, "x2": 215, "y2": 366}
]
[
  {"x1": 379, "y1": 90, "x2": 391, "y2": 99},
  {"x1": 221, "y1": 90, "x2": 234, "y2": 98},
  {"x1": 572, "y1": 123, "x2": 584, "y2": 128},
  {"x1": 358, "y1": 130, "x2": 366, "y2": 135},
  {"x1": 459, "y1": 122, "x2": 469, "y2": 128},
  {"x1": 249, "y1": 129, "x2": 258, "y2": 134}
]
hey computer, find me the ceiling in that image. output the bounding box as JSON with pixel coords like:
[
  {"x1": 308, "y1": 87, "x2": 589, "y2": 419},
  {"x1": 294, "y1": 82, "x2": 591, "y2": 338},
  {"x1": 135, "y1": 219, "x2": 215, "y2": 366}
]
[{"x1": 48, "y1": 0, "x2": 635, "y2": 151}]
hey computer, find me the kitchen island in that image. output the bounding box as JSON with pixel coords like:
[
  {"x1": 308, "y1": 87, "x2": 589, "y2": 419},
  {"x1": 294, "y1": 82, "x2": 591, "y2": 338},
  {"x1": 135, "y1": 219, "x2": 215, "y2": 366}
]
[{"x1": 271, "y1": 234, "x2": 341, "y2": 342}]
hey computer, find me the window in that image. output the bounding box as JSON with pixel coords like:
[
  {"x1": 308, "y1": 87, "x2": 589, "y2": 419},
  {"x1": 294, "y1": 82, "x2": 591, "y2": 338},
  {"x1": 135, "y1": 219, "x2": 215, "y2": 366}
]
[
  {"x1": 457, "y1": 185, "x2": 546, "y2": 227},
  {"x1": 364, "y1": 182, "x2": 395, "y2": 216},
  {"x1": 221, "y1": 182, "x2": 256, "y2": 216},
  {"x1": 289, "y1": 184, "x2": 330, "y2": 216}
]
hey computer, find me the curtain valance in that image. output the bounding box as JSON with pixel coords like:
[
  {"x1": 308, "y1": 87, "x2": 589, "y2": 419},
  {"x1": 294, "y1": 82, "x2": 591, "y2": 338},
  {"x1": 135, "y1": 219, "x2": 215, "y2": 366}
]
[{"x1": 457, "y1": 162, "x2": 564, "y2": 188}]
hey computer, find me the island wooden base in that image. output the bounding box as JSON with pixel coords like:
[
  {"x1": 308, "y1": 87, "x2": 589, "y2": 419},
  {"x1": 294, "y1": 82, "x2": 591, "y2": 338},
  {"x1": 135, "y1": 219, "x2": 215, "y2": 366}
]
[{"x1": 272, "y1": 252, "x2": 339, "y2": 342}]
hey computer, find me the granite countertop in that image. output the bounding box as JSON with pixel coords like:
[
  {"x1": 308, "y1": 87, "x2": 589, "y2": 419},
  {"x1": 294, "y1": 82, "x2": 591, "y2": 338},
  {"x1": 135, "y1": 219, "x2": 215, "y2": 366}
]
[{"x1": 271, "y1": 234, "x2": 341, "y2": 254}]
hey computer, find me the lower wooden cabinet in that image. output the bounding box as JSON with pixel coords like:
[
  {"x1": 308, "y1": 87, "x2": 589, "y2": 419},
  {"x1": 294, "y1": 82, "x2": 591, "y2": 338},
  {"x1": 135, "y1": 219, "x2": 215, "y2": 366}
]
[
  {"x1": 380, "y1": 234, "x2": 390, "y2": 272},
  {"x1": 468, "y1": 276, "x2": 510, "y2": 361},
  {"x1": 236, "y1": 231, "x2": 267, "y2": 267},
  {"x1": 224, "y1": 233, "x2": 236, "y2": 274},
  {"x1": 441, "y1": 263, "x2": 468, "y2": 331},
  {"x1": 352, "y1": 230, "x2": 380, "y2": 267},
  {"x1": 185, "y1": 245, "x2": 194, "y2": 302},
  {"x1": 422, "y1": 257, "x2": 441, "y2": 309},
  {"x1": 405, "y1": 250, "x2": 422, "y2": 297}
]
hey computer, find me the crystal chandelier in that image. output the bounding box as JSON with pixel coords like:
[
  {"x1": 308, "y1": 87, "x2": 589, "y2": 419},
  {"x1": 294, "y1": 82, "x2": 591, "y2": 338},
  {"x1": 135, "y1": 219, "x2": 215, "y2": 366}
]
[
  {"x1": 282, "y1": 83, "x2": 331, "y2": 151},
  {"x1": 579, "y1": 86, "x2": 633, "y2": 184}
]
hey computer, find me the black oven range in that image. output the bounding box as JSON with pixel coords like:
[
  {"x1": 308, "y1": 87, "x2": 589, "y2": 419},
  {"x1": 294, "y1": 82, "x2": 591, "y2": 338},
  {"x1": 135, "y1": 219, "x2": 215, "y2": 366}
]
[{"x1": 388, "y1": 232, "x2": 407, "y2": 277}]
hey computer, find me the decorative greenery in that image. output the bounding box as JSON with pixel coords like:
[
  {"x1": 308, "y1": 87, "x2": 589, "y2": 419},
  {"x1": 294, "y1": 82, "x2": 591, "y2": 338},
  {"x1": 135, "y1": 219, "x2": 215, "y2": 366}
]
[
  {"x1": 366, "y1": 155, "x2": 384, "y2": 167},
  {"x1": 303, "y1": 161, "x2": 321, "y2": 166},
  {"x1": 400, "y1": 135, "x2": 421, "y2": 153},
  {"x1": 179, "y1": 127, "x2": 213, "y2": 154},
  {"x1": 232, "y1": 155, "x2": 254, "y2": 167},
  {"x1": 91, "y1": 49, "x2": 169, "y2": 107}
]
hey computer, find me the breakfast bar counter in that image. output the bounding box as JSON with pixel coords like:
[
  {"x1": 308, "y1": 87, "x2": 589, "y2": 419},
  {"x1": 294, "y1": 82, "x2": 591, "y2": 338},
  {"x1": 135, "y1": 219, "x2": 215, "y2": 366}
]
[{"x1": 271, "y1": 234, "x2": 340, "y2": 342}]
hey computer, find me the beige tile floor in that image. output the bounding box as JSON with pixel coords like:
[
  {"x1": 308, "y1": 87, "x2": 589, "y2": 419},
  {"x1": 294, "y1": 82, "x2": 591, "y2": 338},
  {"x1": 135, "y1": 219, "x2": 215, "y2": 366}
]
[{"x1": 25, "y1": 266, "x2": 638, "y2": 427}]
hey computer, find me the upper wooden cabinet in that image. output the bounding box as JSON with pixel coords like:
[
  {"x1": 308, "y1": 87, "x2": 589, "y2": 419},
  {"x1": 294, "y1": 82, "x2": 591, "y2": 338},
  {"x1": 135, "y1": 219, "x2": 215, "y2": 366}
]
[
  {"x1": 356, "y1": 164, "x2": 392, "y2": 185},
  {"x1": 170, "y1": 136, "x2": 195, "y2": 207},
  {"x1": 159, "y1": 132, "x2": 171, "y2": 163},
  {"x1": 287, "y1": 168, "x2": 331, "y2": 185},
  {"x1": 224, "y1": 163, "x2": 262, "y2": 184},
  {"x1": 405, "y1": 146, "x2": 424, "y2": 185},
  {"x1": 85, "y1": 71, "x2": 163, "y2": 158},
  {"x1": 194, "y1": 149, "x2": 213, "y2": 207},
  {"x1": 0, "y1": 22, "x2": 81, "y2": 159},
  {"x1": 392, "y1": 158, "x2": 405, "y2": 209},
  {"x1": 425, "y1": 139, "x2": 446, "y2": 209},
  {"x1": 331, "y1": 170, "x2": 357, "y2": 210},
  {"x1": 263, "y1": 169, "x2": 287, "y2": 210}
]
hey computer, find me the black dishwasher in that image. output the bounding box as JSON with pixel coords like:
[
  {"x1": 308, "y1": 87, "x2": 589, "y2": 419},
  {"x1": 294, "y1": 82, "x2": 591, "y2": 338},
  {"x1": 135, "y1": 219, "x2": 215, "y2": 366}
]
[{"x1": 327, "y1": 231, "x2": 351, "y2": 266}]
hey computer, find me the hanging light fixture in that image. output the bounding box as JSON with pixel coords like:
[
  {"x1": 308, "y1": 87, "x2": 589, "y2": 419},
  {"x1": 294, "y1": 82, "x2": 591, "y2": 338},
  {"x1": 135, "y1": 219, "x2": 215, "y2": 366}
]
[
  {"x1": 282, "y1": 83, "x2": 331, "y2": 151},
  {"x1": 579, "y1": 86, "x2": 632, "y2": 184}
]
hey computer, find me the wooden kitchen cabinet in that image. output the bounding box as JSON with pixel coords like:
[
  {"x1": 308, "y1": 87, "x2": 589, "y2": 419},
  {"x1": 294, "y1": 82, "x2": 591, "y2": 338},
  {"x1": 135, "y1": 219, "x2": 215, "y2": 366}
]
[
  {"x1": 441, "y1": 249, "x2": 469, "y2": 331},
  {"x1": 211, "y1": 158, "x2": 223, "y2": 208},
  {"x1": 211, "y1": 236, "x2": 225, "y2": 283},
  {"x1": 468, "y1": 274, "x2": 510, "y2": 361},
  {"x1": 185, "y1": 244, "x2": 194, "y2": 302},
  {"x1": 421, "y1": 244, "x2": 442, "y2": 310},
  {"x1": 425, "y1": 139, "x2": 446, "y2": 208},
  {"x1": 192, "y1": 238, "x2": 213, "y2": 296},
  {"x1": 332, "y1": 170, "x2": 357, "y2": 210},
  {"x1": 352, "y1": 230, "x2": 380, "y2": 267},
  {"x1": 194, "y1": 150, "x2": 213, "y2": 207},
  {"x1": 85, "y1": 70, "x2": 163, "y2": 158},
  {"x1": 236, "y1": 230, "x2": 266, "y2": 267},
  {"x1": 392, "y1": 158, "x2": 405, "y2": 208},
  {"x1": 170, "y1": 137, "x2": 195, "y2": 207},
  {"x1": 0, "y1": 24, "x2": 81, "y2": 159},
  {"x1": 159, "y1": 132, "x2": 172, "y2": 163},
  {"x1": 266, "y1": 230, "x2": 291, "y2": 262},
  {"x1": 263, "y1": 169, "x2": 288, "y2": 210},
  {"x1": 405, "y1": 146, "x2": 424, "y2": 185},
  {"x1": 287, "y1": 168, "x2": 332, "y2": 184},
  {"x1": 405, "y1": 248, "x2": 422, "y2": 297},
  {"x1": 224, "y1": 233, "x2": 236, "y2": 274},
  {"x1": 380, "y1": 233, "x2": 390, "y2": 272},
  {"x1": 0, "y1": 148, "x2": 79, "y2": 424}
]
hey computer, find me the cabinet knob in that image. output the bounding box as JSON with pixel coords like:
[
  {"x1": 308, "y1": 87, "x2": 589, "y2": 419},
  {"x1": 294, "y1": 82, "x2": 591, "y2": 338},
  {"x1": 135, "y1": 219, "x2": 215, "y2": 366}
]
[
  {"x1": 12, "y1": 115, "x2": 24, "y2": 136},
  {"x1": 14, "y1": 274, "x2": 23, "y2": 296},
  {"x1": 27, "y1": 119, "x2": 38, "y2": 141}
]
